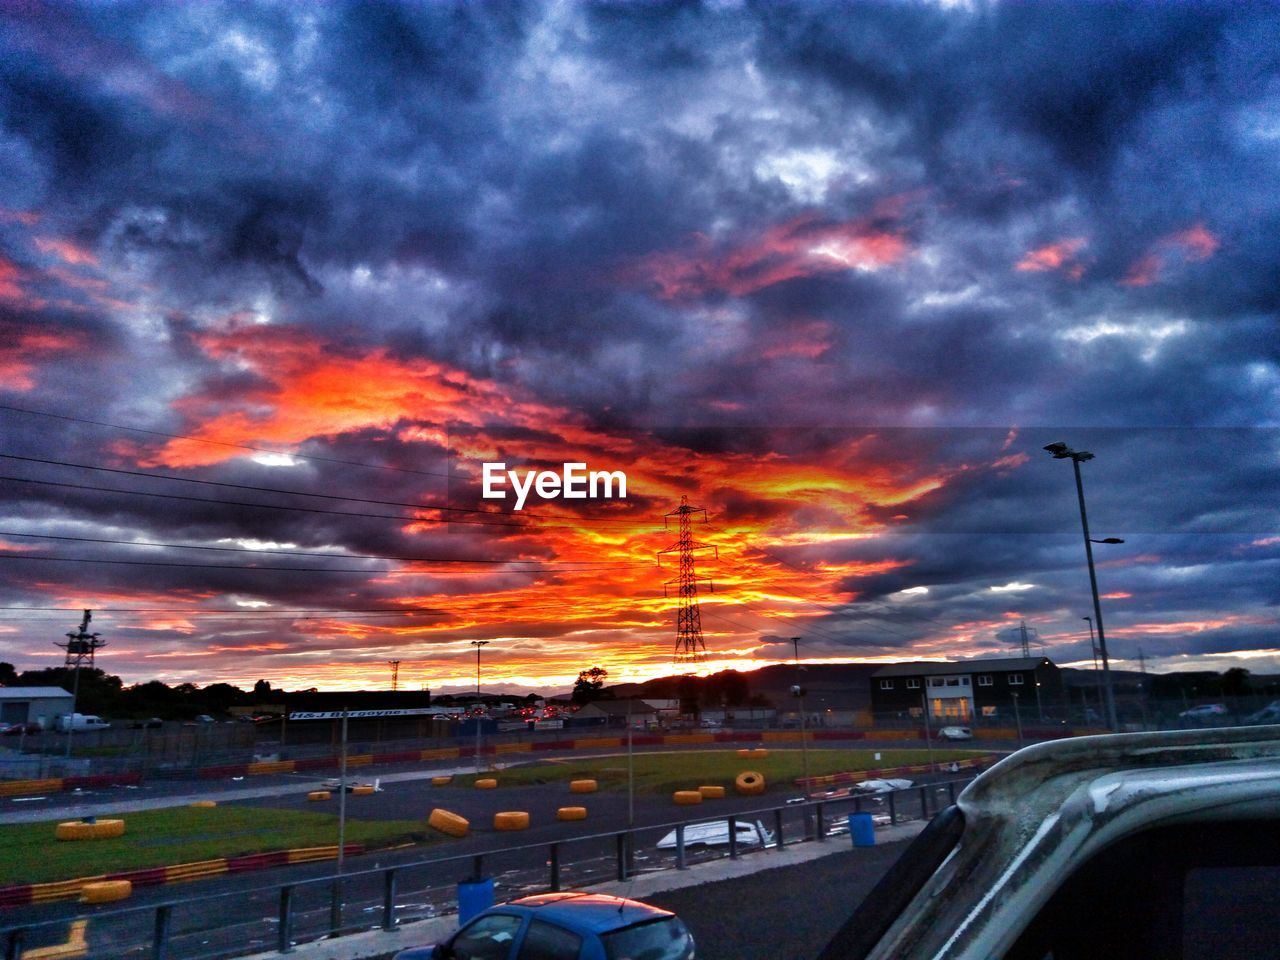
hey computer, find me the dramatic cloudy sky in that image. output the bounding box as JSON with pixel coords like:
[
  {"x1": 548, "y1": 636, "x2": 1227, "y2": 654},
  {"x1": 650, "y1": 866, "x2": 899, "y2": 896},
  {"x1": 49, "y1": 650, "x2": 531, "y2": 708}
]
[{"x1": 1, "y1": 1, "x2": 1277, "y2": 694}]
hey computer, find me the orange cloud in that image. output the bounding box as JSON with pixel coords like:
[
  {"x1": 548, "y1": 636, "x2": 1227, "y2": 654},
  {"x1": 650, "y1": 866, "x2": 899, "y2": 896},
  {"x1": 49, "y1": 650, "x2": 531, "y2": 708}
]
[
  {"x1": 1015, "y1": 237, "x2": 1087, "y2": 277},
  {"x1": 0, "y1": 322, "x2": 85, "y2": 390},
  {"x1": 631, "y1": 211, "x2": 910, "y2": 300},
  {"x1": 34, "y1": 236, "x2": 99, "y2": 267}
]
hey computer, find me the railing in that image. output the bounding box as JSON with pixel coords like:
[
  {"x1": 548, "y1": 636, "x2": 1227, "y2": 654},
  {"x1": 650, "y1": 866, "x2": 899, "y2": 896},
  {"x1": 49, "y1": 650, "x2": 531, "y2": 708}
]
[{"x1": 0, "y1": 776, "x2": 975, "y2": 960}]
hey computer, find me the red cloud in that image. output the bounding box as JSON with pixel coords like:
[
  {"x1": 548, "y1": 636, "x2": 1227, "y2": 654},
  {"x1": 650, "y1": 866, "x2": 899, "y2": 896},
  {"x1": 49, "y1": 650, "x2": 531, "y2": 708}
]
[
  {"x1": 35, "y1": 236, "x2": 99, "y2": 267},
  {"x1": 631, "y1": 211, "x2": 910, "y2": 300},
  {"x1": 1121, "y1": 222, "x2": 1220, "y2": 287}
]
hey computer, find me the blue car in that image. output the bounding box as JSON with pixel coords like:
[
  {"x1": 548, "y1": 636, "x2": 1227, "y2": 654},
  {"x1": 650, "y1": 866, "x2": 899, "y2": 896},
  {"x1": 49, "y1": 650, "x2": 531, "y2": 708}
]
[{"x1": 394, "y1": 892, "x2": 695, "y2": 960}]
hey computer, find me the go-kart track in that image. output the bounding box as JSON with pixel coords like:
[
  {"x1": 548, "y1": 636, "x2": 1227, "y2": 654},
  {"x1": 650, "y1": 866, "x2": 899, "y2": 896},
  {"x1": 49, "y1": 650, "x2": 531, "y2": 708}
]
[{"x1": 0, "y1": 743, "x2": 993, "y2": 959}]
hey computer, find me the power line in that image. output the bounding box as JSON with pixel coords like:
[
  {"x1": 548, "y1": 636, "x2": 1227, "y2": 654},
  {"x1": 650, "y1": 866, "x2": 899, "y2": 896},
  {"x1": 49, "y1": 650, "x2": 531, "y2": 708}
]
[
  {"x1": 0, "y1": 402, "x2": 454, "y2": 479},
  {"x1": 0, "y1": 530, "x2": 649, "y2": 567},
  {"x1": 0, "y1": 453, "x2": 645, "y2": 526}
]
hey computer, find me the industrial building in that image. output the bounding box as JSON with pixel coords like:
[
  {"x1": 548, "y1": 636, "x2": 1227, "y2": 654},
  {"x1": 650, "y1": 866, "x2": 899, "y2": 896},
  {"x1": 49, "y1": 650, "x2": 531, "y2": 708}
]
[{"x1": 0, "y1": 686, "x2": 74, "y2": 728}]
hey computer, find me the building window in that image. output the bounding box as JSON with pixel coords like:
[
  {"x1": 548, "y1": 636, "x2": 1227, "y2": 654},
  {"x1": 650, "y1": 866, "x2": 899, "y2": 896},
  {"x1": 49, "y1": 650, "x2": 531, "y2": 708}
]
[
  {"x1": 879, "y1": 679, "x2": 894, "y2": 690},
  {"x1": 946, "y1": 677, "x2": 960, "y2": 686},
  {"x1": 977, "y1": 675, "x2": 993, "y2": 687},
  {"x1": 961, "y1": 677, "x2": 970, "y2": 686},
  {"x1": 906, "y1": 678, "x2": 921, "y2": 689},
  {"x1": 1008, "y1": 673, "x2": 1024, "y2": 685},
  {"x1": 908, "y1": 706, "x2": 922, "y2": 718},
  {"x1": 930, "y1": 678, "x2": 945, "y2": 688}
]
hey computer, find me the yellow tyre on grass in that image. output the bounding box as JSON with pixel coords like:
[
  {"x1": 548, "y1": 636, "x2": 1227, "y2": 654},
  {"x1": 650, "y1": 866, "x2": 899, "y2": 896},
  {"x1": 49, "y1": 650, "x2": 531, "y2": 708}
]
[
  {"x1": 428, "y1": 808, "x2": 469, "y2": 838},
  {"x1": 735, "y1": 771, "x2": 765, "y2": 796},
  {"x1": 673, "y1": 790, "x2": 703, "y2": 805},
  {"x1": 307, "y1": 790, "x2": 331, "y2": 801},
  {"x1": 557, "y1": 806, "x2": 588, "y2": 821},
  {"x1": 698, "y1": 785, "x2": 726, "y2": 799},
  {"x1": 431, "y1": 775, "x2": 453, "y2": 786},
  {"x1": 189, "y1": 800, "x2": 217, "y2": 808},
  {"x1": 474, "y1": 778, "x2": 498, "y2": 789},
  {"x1": 569, "y1": 779, "x2": 598, "y2": 794}
]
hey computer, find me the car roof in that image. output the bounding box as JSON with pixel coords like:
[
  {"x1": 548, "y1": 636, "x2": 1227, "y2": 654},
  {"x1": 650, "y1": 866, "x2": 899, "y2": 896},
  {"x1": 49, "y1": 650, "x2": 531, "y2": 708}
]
[
  {"x1": 860, "y1": 724, "x2": 1280, "y2": 960},
  {"x1": 500, "y1": 893, "x2": 674, "y2": 934}
]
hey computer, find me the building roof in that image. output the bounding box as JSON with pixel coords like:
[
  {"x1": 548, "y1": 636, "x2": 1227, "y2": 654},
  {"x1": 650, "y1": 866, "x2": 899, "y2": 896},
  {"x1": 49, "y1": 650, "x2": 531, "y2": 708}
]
[
  {"x1": 871, "y1": 658, "x2": 1052, "y2": 679},
  {"x1": 0, "y1": 687, "x2": 73, "y2": 699}
]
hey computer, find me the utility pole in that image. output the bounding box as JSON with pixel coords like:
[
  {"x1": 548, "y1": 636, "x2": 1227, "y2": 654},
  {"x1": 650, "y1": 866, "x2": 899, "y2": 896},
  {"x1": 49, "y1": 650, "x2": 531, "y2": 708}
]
[
  {"x1": 387, "y1": 660, "x2": 400, "y2": 692},
  {"x1": 56, "y1": 610, "x2": 103, "y2": 760}
]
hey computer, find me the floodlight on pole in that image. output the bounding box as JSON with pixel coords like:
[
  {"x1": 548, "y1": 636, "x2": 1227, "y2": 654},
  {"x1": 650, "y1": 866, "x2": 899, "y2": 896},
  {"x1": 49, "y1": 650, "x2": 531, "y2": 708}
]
[{"x1": 1044, "y1": 442, "x2": 1120, "y2": 731}]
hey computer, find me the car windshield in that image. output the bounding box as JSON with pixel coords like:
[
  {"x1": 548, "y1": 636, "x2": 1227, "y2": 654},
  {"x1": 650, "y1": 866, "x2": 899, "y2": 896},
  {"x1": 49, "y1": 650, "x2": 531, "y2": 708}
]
[{"x1": 601, "y1": 917, "x2": 694, "y2": 960}]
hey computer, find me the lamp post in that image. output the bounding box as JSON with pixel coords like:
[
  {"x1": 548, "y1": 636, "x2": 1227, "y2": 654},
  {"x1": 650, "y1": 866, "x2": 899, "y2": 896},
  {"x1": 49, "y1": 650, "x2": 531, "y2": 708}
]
[
  {"x1": 790, "y1": 637, "x2": 811, "y2": 798},
  {"x1": 470, "y1": 641, "x2": 489, "y2": 775},
  {"x1": 1044, "y1": 442, "x2": 1120, "y2": 731}
]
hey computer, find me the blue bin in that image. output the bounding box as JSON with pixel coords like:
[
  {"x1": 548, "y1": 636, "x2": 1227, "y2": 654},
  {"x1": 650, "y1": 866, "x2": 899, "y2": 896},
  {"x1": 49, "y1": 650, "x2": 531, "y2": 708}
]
[
  {"x1": 849, "y1": 811, "x2": 875, "y2": 847},
  {"x1": 458, "y1": 877, "x2": 494, "y2": 924}
]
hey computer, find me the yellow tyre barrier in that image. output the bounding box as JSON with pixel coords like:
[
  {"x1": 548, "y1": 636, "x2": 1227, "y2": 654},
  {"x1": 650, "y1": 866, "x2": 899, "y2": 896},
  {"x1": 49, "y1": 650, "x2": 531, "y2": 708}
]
[
  {"x1": 474, "y1": 778, "x2": 498, "y2": 789},
  {"x1": 557, "y1": 806, "x2": 588, "y2": 821},
  {"x1": 735, "y1": 771, "x2": 765, "y2": 796},
  {"x1": 431, "y1": 775, "x2": 453, "y2": 786},
  {"x1": 698, "y1": 785, "x2": 726, "y2": 799},
  {"x1": 55, "y1": 821, "x2": 95, "y2": 841},
  {"x1": 569, "y1": 779, "x2": 598, "y2": 794},
  {"x1": 307, "y1": 790, "x2": 331, "y2": 801},
  {"x1": 351, "y1": 785, "x2": 375, "y2": 796},
  {"x1": 673, "y1": 790, "x2": 703, "y2": 805},
  {"x1": 189, "y1": 800, "x2": 217, "y2": 808},
  {"x1": 55, "y1": 819, "x2": 125, "y2": 841},
  {"x1": 428, "y1": 808, "x2": 469, "y2": 838},
  {"x1": 494, "y1": 811, "x2": 530, "y2": 831},
  {"x1": 80, "y1": 879, "x2": 132, "y2": 904}
]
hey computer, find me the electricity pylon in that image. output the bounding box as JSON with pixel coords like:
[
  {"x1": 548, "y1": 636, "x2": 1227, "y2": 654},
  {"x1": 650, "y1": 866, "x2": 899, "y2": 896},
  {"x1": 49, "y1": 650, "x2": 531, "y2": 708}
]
[{"x1": 658, "y1": 496, "x2": 717, "y2": 665}]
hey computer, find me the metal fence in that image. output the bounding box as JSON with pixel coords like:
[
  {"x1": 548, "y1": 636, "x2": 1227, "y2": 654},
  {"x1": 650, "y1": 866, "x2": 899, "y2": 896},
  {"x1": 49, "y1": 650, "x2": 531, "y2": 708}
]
[{"x1": 0, "y1": 776, "x2": 973, "y2": 960}]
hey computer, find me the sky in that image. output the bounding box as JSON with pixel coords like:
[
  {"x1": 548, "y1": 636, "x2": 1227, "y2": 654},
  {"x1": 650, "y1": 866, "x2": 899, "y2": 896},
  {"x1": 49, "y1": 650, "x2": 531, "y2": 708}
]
[{"x1": 0, "y1": 1, "x2": 1278, "y2": 696}]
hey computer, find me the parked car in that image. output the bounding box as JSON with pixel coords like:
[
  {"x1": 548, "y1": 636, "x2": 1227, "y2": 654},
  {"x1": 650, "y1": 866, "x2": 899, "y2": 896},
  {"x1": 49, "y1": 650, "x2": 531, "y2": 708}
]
[
  {"x1": 852, "y1": 778, "x2": 913, "y2": 794},
  {"x1": 816, "y1": 724, "x2": 1280, "y2": 960},
  {"x1": 1245, "y1": 701, "x2": 1280, "y2": 725},
  {"x1": 131, "y1": 717, "x2": 163, "y2": 729},
  {"x1": 935, "y1": 725, "x2": 973, "y2": 740},
  {"x1": 1177, "y1": 702, "x2": 1227, "y2": 720},
  {"x1": 1, "y1": 722, "x2": 43, "y2": 736},
  {"x1": 656, "y1": 818, "x2": 774, "y2": 850},
  {"x1": 393, "y1": 892, "x2": 694, "y2": 960}
]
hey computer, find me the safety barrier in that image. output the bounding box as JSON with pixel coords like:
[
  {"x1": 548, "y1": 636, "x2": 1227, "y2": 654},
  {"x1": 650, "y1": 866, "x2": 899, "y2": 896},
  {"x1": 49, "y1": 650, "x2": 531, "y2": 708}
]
[{"x1": 493, "y1": 811, "x2": 530, "y2": 831}]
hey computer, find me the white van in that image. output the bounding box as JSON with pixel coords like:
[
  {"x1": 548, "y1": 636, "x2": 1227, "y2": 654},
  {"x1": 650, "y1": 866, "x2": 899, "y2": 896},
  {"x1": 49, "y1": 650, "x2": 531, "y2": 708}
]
[
  {"x1": 56, "y1": 713, "x2": 110, "y2": 732},
  {"x1": 656, "y1": 819, "x2": 774, "y2": 850}
]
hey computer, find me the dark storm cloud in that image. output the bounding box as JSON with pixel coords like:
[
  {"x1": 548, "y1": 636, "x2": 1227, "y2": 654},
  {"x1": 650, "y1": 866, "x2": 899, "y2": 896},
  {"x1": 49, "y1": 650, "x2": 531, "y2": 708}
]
[{"x1": 1, "y1": 1, "x2": 1277, "y2": 682}]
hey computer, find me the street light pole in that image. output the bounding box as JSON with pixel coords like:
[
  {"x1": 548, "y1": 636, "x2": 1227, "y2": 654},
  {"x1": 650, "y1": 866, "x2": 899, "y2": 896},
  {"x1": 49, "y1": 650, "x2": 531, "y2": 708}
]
[
  {"x1": 791, "y1": 637, "x2": 811, "y2": 797},
  {"x1": 1045, "y1": 443, "x2": 1119, "y2": 731},
  {"x1": 470, "y1": 641, "x2": 489, "y2": 775}
]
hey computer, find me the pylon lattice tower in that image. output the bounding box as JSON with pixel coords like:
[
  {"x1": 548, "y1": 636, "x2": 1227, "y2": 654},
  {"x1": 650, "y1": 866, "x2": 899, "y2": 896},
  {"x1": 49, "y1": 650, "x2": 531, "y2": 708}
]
[
  {"x1": 658, "y1": 496, "x2": 717, "y2": 665},
  {"x1": 56, "y1": 609, "x2": 104, "y2": 667},
  {"x1": 388, "y1": 660, "x2": 401, "y2": 692}
]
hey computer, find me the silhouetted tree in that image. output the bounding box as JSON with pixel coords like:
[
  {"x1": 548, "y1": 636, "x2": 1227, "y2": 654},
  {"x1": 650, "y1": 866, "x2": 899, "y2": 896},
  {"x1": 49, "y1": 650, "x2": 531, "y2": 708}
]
[
  {"x1": 0, "y1": 662, "x2": 17, "y2": 685},
  {"x1": 572, "y1": 666, "x2": 608, "y2": 704}
]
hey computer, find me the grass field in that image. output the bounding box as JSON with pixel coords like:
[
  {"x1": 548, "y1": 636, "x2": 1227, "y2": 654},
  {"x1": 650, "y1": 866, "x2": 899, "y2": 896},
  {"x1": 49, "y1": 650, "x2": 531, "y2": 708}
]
[
  {"x1": 0, "y1": 806, "x2": 428, "y2": 886},
  {"x1": 457, "y1": 747, "x2": 987, "y2": 795}
]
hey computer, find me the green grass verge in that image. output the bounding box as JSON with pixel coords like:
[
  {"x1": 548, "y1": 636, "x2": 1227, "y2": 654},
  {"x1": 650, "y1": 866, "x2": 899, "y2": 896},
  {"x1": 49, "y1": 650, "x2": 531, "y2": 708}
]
[
  {"x1": 0, "y1": 806, "x2": 427, "y2": 886},
  {"x1": 455, "y1": 747, "x2": 988, "y2": 795}
]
